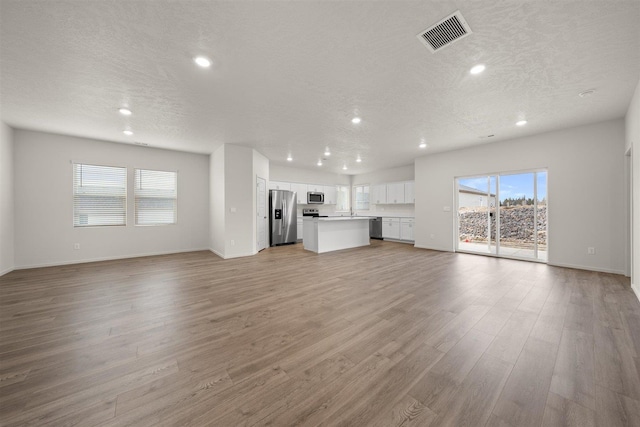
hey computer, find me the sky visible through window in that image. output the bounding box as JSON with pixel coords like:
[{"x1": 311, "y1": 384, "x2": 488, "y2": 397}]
[{"x1": 459, "y1": 171, "x2": 547, "y2": 202}]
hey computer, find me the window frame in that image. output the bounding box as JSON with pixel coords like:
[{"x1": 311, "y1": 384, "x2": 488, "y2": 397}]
[
  {"x1": 72, "y1": 162, "x2": 128, "y2": 228},
  {"x1": 353, "y1": 184, "x2": 370, "y2": 211},
  {"x1": 134, "y1": 168, "x2": 178, "y2": 226}
]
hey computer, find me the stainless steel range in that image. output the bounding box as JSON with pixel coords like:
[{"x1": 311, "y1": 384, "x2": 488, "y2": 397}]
[{"x1": 302, "y1": 208, "x2": 319, "y2": 217}]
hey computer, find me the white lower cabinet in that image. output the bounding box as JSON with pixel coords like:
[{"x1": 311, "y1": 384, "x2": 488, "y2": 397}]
[
  {"x1": 381, "y1": 217, "x2": 414, "y2": 242},
  {"x1": 382, "y1": 218, "x2": 400, "y2": 239},
  {"x1": 400, "y1": 218, "x2": 414, "y2": 241},
  {"x1": 297, "y1": 219, "x2": 303, "y2": 240}
]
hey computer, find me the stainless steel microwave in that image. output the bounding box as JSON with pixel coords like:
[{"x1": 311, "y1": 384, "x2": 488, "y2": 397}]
[{"x1": 307, "y1": 192, "x2": 324, "y2": 204}]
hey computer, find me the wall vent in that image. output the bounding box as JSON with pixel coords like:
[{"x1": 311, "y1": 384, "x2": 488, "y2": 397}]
[{"x1": 416, "y1": 10, "x2": 472, "y2": 53}]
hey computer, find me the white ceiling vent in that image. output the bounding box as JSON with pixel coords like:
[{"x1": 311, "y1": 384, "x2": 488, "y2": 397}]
[{"x1": 416, "y1": 10, "x2": 473, "y2": 53}]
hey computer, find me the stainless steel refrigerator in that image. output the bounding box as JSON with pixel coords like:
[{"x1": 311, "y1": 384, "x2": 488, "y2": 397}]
[{"x1": 269, "y1": 189, "x2": 297, "y2": 246}]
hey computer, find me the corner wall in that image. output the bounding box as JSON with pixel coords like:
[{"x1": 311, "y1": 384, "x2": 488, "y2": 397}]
[
  {"x1": 0, "y1": 123, "x2": 14, "y2": 276},
  {"x1": 13, "y1": 130, "x2": 210, "y2": 268},
  {"x1": 209, "y1": 144, "x2": 269, "y2": 259},
  {"x1": 626, "y1": 78, "x2": 640, "y2": 299},
  {"x1": 415, "y1": 118, "x2": 627, "y2": 275}
]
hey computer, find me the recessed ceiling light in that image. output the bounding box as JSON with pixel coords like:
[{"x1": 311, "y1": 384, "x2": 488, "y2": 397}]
[
  {"x1": 118, "y1": 108, "x2": 132, "y2": 116},
  {"x1": 356, "y1": 157, "x2": 362, "y2": 163},
  {"x1": 194, "y1": 56, "x2": 211, "y2": 68},
  {"x1": 123, "y1": 130, "x2": 133, "y2": 136},
  {"x1": 351, "y1": 117, "x2": 361, "y2": 124},
  {"x1": 516, "y1": 120, "x2": 528, "y2": 126},
  {"x1": 324, "y1": 148, "x2": 331, "y2": 156},
  {"x1": 419, "y1": 140, "x2": 427, "y2": 148},
  {"x1": 286, "y1": 155, "x2": 292, "y2": 162},
  {"x1": 317, "y1": 160, "x2": 322, "y2": 166},
  {"x1": 579, "y1": 89, "x2": 596, "y2": 98},
  {"x1": 470, "y1": 64, "x2": 486, "y2": 75},
  {"x1": 342, "y1": 165, "x2": 348, "y2": 170}
]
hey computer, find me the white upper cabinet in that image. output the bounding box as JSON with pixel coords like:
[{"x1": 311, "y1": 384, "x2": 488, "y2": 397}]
[
  {"x1": 269, "y1": 181, "x2": 291, "y2": 191},
  {"x1": 404, "y1": 181, "x2": 415, "y2": 204},
  {"x1": 307, "y1": 184, "x2": 324, "y2": 192},
  {"x1": 323, "y1": 185, "x2": 337, "y2": 204},
  {"x1": 386, "y1": 182, "x2": 405, "y2": 204},
  {"x1": 371, "y1": 184, "x2": 387, "y2": 204},
  {"x1": 290, "y1": 183, "x2": 308, "y2": 204}
]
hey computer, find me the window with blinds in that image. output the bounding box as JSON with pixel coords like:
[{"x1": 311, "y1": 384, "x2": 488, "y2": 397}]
[
  {"x1": 73, "y1": 163, "x2": 127, "y2": 227},
  {"x1": 135, "y1": 169, "x2": 177, "y2": 225}
]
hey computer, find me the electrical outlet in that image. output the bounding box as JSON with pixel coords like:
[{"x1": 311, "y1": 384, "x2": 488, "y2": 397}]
[
  {"x1": 74, "y1": 243, "x2": 80, "y2": 250},
  {"x1": 587, "y1": 247, "x2": 595, "y2": 255},
  {"x1": 443, "y1": 206, "x2": 451, "y2": 212},
  {"x1": 231, "y1": 240, "x2": 235, "y2": 246}
]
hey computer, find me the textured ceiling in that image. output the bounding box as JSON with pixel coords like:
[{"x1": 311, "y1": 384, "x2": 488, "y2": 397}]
[{"x1": 1, "y1": 0, "x2": 639, "y2": 174}]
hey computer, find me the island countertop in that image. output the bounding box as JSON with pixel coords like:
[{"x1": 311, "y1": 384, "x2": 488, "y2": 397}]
[{"x1": 303, "y1": 216, "x2": 371, "y2": 221}]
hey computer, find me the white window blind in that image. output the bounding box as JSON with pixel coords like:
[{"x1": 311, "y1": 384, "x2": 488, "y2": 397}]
[
  {"x1": 73, "y1": 163, "x2": 127, "y2": 227},
  {"x1": 135, "y1": 169, "x2": 177, "y2": 225},
  {"x1": 354, "y1": 185, "x2": 370, "y2": 210}
]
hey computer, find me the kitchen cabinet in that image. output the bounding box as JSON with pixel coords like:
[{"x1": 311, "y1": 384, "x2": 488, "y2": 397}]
[
  {"x1": 386, "y1": 182, "x2": 405, "y2": 204},
  {"x1": 297, "y1": 219, "x2": 303, "y2": 240},
  {"x1": 400, "y1": 218, "x2": 414, "y2": 241},
  {"x1": 290, "y1": 183, "x2": 308, "y2": 204},
  {"x1": 371, "y1": 184, "x2": 387, "y2": 204},
  {"x1": 269, "y1": 181, "x2": 290, "y2": 191},
  {"x1": 307, "y1": 184, "x2": 324, "y2": 192},
  {"x1": 323, "y1": 185, "x2": 337, "y2": 204},
  {"x1": 382, "y1": 218, "x2": 400, "y2": 239},
  {"x1": 404, "y1": 181, "x2": 415, "y2": 204}
]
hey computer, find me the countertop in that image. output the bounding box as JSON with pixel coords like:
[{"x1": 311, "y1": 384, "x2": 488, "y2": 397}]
[{"x1": 302, "y1": 216, "x2": 370, "y2": 221}]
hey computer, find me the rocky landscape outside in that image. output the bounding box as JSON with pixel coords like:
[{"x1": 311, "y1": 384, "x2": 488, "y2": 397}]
[{"x1": 459, "y1": 204, "x2": 547, "y2": 251}]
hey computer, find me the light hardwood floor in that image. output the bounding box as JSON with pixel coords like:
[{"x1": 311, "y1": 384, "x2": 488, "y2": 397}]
[{"x1": 1, "y1": 241, "x2": 639, "y2": 426}]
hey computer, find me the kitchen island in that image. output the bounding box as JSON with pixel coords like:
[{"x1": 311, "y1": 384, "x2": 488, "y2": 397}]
[{"x1": 303, "y1": 216, "x2": 370, "y2": 253}]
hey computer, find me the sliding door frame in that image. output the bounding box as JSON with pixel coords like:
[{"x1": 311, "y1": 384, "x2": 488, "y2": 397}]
[{"x1": 455, "y1": 167, "x2": 548, "y2": 263}]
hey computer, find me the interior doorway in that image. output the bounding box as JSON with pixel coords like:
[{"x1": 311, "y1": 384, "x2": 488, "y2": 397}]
[{"x1": 456, "y1": 170, "x2": 548, "y2": 262}]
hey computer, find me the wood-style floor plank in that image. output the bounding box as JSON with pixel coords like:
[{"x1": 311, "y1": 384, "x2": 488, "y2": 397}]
[{"x1": 1, "y1": 241, "x2": 638, "y2": 426}]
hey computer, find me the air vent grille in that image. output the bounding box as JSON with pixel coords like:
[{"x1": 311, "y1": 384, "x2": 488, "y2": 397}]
[{"x1": 417, "y1": 11, "x2": 472, "y2": 53}]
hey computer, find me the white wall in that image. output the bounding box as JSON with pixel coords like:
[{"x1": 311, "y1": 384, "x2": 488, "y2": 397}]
[
  {"x1": 269, "y1": 164, "x2": 350, "y2": 185},
  {"x1": 210, "y1": 145, "x2": 225, "y2": 256},
  {"x1": 352, "y1": 164, "x2": 414, "y2": 185},
  {"x1": 415, "y1": 119, "x2": 627, "y2": 274},
  {"x1": 0, "y1": 123, "x2": 15, "y2": 275},
  {"x1": 223, "y1": 145, "x2": 255, "y2": 258},
  {"x1": 626, "y1": 78, "x2": 640, "y2": 298},
  {"x1": 13, "y1": 130, "x2": 210, "y2": 268},
  {"x1": 210, "y1": 144, "x2": 268, "y2": 258}
]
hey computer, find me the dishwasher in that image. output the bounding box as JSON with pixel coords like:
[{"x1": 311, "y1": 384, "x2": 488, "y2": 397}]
[{"x1": 369, "y1": 217, "x2": 383, "y2": 240}]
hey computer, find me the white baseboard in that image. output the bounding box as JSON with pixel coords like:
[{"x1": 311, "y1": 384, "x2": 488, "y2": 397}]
[
  {"x1": 0, "y1": 266, "x2": 14, "y2": 277},
  {"x1": 209, "y1": 248, "x2": 257, "y2": 260},
  {"x1": 14, "y1": 248, "x2": 211, "y2": 270},
  {"x1": 413, "y1": 244, "x2": 452, "y2": 252},
  {"x1": 632, "y1": 282, "x2": 640, "y2": 302},
  {"x1": 547, "y1": 261, "x2": 626, "y2": 276},
  {"x1": 210, "y1": 248, "x2": 225, "y2": 259}
]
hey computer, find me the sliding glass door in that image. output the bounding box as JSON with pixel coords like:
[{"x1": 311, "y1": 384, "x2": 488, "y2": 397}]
[{"x1": 456, "y1": 170, "x2": 547, "y2": 262}]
